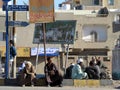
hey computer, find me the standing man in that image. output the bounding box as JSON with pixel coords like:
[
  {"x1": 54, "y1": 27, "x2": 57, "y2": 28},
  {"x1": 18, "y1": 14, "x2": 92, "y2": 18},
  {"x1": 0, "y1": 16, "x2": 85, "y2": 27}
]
[{"x1": 9, "y1": 40, "x2": 17, "y2": 78}]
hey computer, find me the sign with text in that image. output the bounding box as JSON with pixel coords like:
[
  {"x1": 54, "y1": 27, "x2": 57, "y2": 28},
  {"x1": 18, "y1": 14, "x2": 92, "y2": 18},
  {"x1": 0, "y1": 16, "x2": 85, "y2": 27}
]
[
  {"x1": 8, "y1": 21, "x2": 29, "y2": 27},
  {"x1": 33, "y1": 20, "x2": 76, "y2": 44},
  {"x1": 31, "y1": 47, "x2": 59, "y2": 56},
  {"x1": 29, "y1": 0, "x2": 54, "y2": 23},
  {"x1": 2, "y1": 0, "x2": 11, "y2": 2},
  {"x1": 2, "y1": 5, "x2": 29, "y2": 11}
]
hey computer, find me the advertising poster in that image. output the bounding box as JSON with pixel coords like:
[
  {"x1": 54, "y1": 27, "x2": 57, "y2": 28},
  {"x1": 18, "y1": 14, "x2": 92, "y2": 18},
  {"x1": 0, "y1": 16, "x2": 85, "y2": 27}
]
[
  {"x1": 29, "y1": 0, "x2": 54, "y2": 23},
  {"x1": 33, "y1": 20, "x2": 76, "y2": 44}
]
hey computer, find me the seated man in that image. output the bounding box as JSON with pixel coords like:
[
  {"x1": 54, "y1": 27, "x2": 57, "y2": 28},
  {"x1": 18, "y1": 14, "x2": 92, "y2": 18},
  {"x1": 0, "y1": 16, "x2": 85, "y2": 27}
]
[
  {"x1": 85, "y1": 61, "x2": 100, "y2": 79},
  {"x1": 44, "y1": 57, "x2": 63, "y2": 87},
  {"x1": 71, "y1": 58, "x2": 87, "y2": 79},
  {"x1": 17, "y1": 61, "x2": 36, "y2": 86},
  {"x1": 64, "y1": 63, "x2": 74, "y2": 79}
]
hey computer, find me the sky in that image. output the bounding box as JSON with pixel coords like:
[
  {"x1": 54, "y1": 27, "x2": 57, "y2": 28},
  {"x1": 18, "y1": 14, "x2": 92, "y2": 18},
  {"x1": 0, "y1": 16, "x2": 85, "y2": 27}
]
[{"x1": 8, "y1": 0, "x2": 65, "y2": 10}]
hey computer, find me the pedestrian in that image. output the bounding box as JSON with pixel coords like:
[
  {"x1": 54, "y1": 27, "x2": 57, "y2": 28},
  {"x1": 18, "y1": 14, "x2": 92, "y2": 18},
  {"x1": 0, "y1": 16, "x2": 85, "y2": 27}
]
[
  {"x1": 44, "y1": 57, "x2": 63, "y2": 87},
  {"x1": 71, "y1": 58, "x2": 87, "y2": 79},
  {"x1": 9, "y1": 40, "x2": 17, "y2": 78}
]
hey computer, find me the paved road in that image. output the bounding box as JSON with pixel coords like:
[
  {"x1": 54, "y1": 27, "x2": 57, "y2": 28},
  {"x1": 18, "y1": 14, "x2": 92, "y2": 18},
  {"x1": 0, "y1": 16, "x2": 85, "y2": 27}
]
[{"x1": 0, "y1": 86, "x2": 119, "y2": 90}]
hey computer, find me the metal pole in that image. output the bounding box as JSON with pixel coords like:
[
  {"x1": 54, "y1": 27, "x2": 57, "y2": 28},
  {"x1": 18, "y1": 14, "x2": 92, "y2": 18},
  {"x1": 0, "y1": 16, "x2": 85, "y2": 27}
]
[
  {"x1": 43, "y1": 23, "x2": 47, "y2": 65},
  {"x1": 64, "y1": 43, "x2": 69, "y2": 75},
  {"x1": 35, "y1": 44, "x2": 40, "y2": 71},
  {"x1": 13, "y1": 0, "x2": 16, "y2": 78},
  {"x1": 4, "y1": 0, "x2": 9, "y2": 79}
]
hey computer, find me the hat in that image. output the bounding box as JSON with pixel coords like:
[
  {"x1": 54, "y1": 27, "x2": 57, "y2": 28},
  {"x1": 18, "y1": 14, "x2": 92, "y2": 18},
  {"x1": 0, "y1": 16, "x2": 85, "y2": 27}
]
[{"x1": 77, "y1": 58, "x2": 83, "y2": 63}]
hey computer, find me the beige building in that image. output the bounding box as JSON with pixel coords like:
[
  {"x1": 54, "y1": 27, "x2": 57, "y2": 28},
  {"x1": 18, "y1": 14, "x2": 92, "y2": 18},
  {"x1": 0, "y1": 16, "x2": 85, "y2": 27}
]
[
  {"x1": 60, "y1": 0, "x2": 120, "y2": 10},
  {"x1": 0, "y1": 0, "x2": 120, "y2": 76}
]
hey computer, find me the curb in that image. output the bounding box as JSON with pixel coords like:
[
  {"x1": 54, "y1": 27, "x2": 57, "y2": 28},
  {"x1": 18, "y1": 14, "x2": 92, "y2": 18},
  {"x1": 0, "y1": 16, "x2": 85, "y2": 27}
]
[{"x1": 0, "y1": 78, "x2": 113, "y2": 87}]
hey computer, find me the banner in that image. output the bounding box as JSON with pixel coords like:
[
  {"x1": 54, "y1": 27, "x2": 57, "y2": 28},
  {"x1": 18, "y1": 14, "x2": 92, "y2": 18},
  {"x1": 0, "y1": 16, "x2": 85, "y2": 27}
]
[
  {"x1": 33, "y1": 20, "x2": 76, "y2": 44},
  {"x1": 31, "y1": 47, "x2": 59, "y2": 56},
  {"x1": 29, "y1": 0, "x2": 54, "y2": 23},
  {"x1": 0, "y1": 47, "x2": 30, "y2": 57},
  {"x1": 0, "y1": 47, "x2": 5, "y2": 57},
  {"x1": 17, "y1": 47, "x2": 30, "y2": 57}
]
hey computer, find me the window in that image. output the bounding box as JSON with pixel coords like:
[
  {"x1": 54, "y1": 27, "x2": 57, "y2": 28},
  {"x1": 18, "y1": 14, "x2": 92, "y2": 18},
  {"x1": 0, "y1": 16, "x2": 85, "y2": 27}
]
[
  {"x1": 3, "y1": 32, "x2": 6, "y2": 41},
  {"x1": 0, "y1": 32, "x2": 6, "y2": 41},
  {"x1": 90, "y1": 31, "x2": 97, "y2": 42},
  {"x1": 82, "y1": 25, "x2": 107, "y2": 42},
  {"x1": 94, "y1": 0, "x2": 99, "y2": 5},
  {"x1": 108, "y1": 0, "x2": 114, "y2": 5},
  {"x1": 114, "y1": 14, "x2": 120, "y2": 23}
]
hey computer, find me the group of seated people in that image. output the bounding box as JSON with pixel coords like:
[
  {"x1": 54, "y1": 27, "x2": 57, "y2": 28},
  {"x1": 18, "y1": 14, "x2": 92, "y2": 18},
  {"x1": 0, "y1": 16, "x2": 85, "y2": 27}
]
[
  {"x1": 17, "y1": 57, "x2": 63, "y2": 87},
  {"x1": 17, "y1": 56, "x2": 108, "y2": 87},
  {"x1": 65, "y1": 56, "x2": 108, "y2": 79}
]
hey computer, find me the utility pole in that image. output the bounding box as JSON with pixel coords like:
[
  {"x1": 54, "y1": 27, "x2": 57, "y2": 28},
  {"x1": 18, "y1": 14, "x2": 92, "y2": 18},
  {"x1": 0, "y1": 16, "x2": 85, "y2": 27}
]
[
  {"x1": 12, "y1": 0, "x2": 16, "y2": 78},
  {"x1": 3, "y1": 0, "x2": 10, "y2": 79}
]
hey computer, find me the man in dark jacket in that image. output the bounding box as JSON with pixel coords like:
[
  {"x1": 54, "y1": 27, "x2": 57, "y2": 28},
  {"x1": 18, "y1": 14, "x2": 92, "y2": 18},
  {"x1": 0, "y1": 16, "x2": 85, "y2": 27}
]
[
  {"x1": 85, "y1": 61, "x2": 100, "y2": 79},
  {"x1": 9, "y1": 40, "x2": 17, "y2": 78},
  {"x1": 44, "y1": 57, "x2": 63, "y2": 87},
  {"x1": 65, "y1": 63, "x2": 74, "y2": 79}
]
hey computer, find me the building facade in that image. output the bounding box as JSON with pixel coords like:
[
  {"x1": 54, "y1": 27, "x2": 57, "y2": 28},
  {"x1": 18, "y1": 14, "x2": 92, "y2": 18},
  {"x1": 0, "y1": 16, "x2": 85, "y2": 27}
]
[{"x1": 0, "y1": 0, "x2": 120, "y2": 76}]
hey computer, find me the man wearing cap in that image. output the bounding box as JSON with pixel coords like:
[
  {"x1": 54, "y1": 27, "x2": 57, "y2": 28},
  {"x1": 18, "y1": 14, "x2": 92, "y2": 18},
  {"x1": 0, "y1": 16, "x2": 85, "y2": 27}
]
[{"x1": 71, "y1": 58, "x2": 87, "y2": 79}]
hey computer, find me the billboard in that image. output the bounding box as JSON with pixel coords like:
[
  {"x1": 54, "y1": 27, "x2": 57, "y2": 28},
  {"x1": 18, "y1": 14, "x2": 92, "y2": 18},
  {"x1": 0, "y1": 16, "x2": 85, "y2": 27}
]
[
  {"x1": 33, "y1": 20, "x2": 76, "y2": 44},
  {"x1": 29, "y1": 0, "x2": 54, "y2": 23}
]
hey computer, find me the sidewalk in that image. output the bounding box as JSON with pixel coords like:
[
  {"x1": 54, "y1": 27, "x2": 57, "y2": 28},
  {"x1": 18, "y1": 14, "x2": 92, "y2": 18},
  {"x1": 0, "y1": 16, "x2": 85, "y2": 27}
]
[{"x1": 0, "y1": 86, "x2": 118, "y2": 90}]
